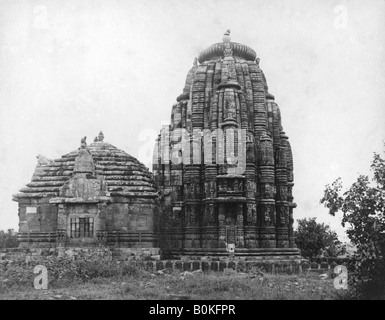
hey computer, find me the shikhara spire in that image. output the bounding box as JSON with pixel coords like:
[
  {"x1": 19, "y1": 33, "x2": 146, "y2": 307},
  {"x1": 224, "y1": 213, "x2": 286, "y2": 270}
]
[{"x1": 154, "y1": 31, "x2": 299, "y2": 258}]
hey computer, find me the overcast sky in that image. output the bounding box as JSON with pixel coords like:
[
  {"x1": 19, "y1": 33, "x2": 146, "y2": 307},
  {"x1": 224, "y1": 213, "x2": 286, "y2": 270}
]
[{"x1": 1, "y1": 0, "x2": 384, "y2": 241}]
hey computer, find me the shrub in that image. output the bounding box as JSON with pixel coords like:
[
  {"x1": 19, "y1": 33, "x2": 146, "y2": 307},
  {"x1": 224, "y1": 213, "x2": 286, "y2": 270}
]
[
  {"x1": 294, "y1": 218, "x2": 340, "y2": 259},
  {"x1": 0, "y1": 229, "x2": 18, "y2": 249},
  {"x1": 321, "y1": 144, "x2": 385, "y2": 299}
]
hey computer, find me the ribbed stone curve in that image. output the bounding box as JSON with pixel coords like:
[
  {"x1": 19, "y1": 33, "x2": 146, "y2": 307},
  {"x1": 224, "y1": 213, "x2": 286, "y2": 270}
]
[
  {"x1": 198, "y1": 42, "x2": 257, "y2": 63},
  {"x1": 13, "y1": 141, "x2": 158, "y2": 199}
]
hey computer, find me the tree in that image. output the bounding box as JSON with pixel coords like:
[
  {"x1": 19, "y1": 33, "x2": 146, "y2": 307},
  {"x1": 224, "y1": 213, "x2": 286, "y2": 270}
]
[
  {"x1": 320, "y1": 144, "x2": 385, "y2": 299},
  {"x1": 295, "y1": 217, "x2": 340, "y2": 259},
  {"x1": 0, "y1": 229, "x2": 18, "y2": 249}
]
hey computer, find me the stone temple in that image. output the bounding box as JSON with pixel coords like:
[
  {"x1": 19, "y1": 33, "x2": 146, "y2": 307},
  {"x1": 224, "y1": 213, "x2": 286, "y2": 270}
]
[
  {"x1": 13, "y1": 31, "x2": 301, "y2": 260},
  {"x1": 153, "y1": 30, "x2": 300, "y2": 259},
  {"x1": 13, "y1": 132, "x2": 160, "y2": 256}
]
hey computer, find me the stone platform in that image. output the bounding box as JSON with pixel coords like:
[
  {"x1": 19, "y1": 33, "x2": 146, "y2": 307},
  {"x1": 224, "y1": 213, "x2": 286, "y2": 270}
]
[
  {"x1": 163, "y1": 247, "x2": 302, "y2": 259},
  {"x1": 1, "y1": 247, "x2": 349, "y2": 275}
]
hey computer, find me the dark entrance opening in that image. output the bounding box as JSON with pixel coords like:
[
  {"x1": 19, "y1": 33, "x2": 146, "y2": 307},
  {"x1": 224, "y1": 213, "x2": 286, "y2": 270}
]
[{"x1": 70, "y1": 217, "x2": 94, "y2": 238}]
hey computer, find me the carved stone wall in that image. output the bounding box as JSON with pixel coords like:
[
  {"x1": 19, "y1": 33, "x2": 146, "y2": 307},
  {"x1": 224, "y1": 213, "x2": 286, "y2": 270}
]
[
  {"x1": 154, "y1": 31, "x2": 299, "y2": 258},
  {"x1": 13, "y1": 135, "x2": 160, "y2": 250}
]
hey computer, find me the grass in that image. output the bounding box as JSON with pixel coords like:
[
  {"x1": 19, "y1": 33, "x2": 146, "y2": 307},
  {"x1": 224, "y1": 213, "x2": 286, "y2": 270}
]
[{"x1": 0, "y1": 270, "x2": 342, "y2": 300}]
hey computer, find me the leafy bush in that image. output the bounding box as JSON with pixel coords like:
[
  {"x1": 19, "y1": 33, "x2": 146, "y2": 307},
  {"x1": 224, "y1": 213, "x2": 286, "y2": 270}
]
[
  {"x1": 321, "y1": 145, "x2": 385, "y2": 299},
  {"x1": 0, "y1": 229, "x2": 18, "y2": 249},
  {"x1": 294, "y1": 218, "x2": 340, "y2": 259}
]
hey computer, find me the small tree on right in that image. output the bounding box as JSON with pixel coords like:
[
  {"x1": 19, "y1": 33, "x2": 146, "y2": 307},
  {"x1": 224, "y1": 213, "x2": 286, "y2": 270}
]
[
  {"x1": 294, "y1": 217, "x2": 340, "y2": 259},
  {"x1": 320, "y1": 144, "x2": 385, "y2": 299}
]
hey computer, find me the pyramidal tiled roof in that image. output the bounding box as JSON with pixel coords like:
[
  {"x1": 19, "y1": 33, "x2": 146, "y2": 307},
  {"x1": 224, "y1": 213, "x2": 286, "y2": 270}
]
[{"x1": 13, "y1": 138, "x2": 158, "y2": 201}]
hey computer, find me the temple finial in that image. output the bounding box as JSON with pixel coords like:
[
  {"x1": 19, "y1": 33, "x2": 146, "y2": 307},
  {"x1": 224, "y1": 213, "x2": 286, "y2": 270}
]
[
  {"x1": 98, "y1": 131, "x2": 104, "y2": 142},
  {"x1": 193, "y1": 57, "x2": 198, "y2": 67},
  {"x1": 222, "y1": 29, "x2": 231, "y2": 43},
  {"x1": 222, "y1": 29, "x2": 233, "y2": 57},
  {"x1": 80, "y1": 136, "x2": 87, "y2": 149}
]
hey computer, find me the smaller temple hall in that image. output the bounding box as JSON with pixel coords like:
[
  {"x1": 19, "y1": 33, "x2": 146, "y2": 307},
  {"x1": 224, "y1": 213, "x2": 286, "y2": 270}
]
[{"x1": 12, "y1": 132, "x2": 160, "y2": 251}]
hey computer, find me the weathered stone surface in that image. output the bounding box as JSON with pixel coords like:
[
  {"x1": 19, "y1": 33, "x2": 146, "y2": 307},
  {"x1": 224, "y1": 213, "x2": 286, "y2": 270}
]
[
  {"x1": 191, "y1": 261, "x2": 199, "y2": 271},
  {"x1": 156, "y1": 261, "x2": 164, "y2": 271},
  {"x1": 219, "y1": 261, "x2": 227, "y2": 272},
  {"x1": 155, "y1": 31, "x2": 299, "y2": 259},
  {"x1": 201, "y1": 261, "x2": 209, "y2": 272},
  {"x1": 13, "y1": 135, "x2": 160, "y2": 251},
  {"x1": 165, "y1": 261, "x2": 173, "y2": 269},
  {"x1": 175, "y1": 261, "x2": 183, "y2": 270},
  {"x1": 311, "y1": 262, "x2": 319, "y2": 270},
  {"x1": 183, "y1": 261, "x2": 191, "y2": 271}
]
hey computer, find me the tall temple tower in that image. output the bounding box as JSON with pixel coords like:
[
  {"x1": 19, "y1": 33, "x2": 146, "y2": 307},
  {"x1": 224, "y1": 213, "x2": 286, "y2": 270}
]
[{"x1": 153, "y1": 31, "x2": 301, "y2": 258}]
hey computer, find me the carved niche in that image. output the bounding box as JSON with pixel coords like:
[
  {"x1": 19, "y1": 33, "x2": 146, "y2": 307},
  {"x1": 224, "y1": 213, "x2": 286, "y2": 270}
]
[
  {"x1": 246, "y1": 203, "x2": 257, "y2": 225},
  {"x1": 279, "y1": 206, "x2": 288, "y2": 225}
]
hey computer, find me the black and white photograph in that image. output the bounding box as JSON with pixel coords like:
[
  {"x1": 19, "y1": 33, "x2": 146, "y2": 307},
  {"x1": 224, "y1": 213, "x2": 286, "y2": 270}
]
[{"x1": 0, "y1": 0, "x2": 384, "y2": 306}]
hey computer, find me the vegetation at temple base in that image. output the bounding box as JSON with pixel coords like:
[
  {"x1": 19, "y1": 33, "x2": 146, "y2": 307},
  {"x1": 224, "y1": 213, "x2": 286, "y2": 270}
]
[
  {"x1": 0, "y1": 260, "x2": 340, "y2": 300},
  {"x1": 0, "y1": 229, "x2": 18, "y2": 249},
  {"x1": 0, "y1": 249, "x2": 142, "y2": 289},
  {"x1": 294, "y1": 218, "x2": 341, "y2": 259},
  {"x1": 321, "y1": 144, "x2": 385, "y2": 300}
]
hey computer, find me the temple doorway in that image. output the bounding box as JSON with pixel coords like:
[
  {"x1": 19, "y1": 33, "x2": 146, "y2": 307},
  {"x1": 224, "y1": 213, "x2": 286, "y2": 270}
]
[
  {"x1": 225, "y1": 225, "x2": 236, "y2": 245},
  {"x1": 224, "y1": 204, "x2": 237, "y2": 246}
]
